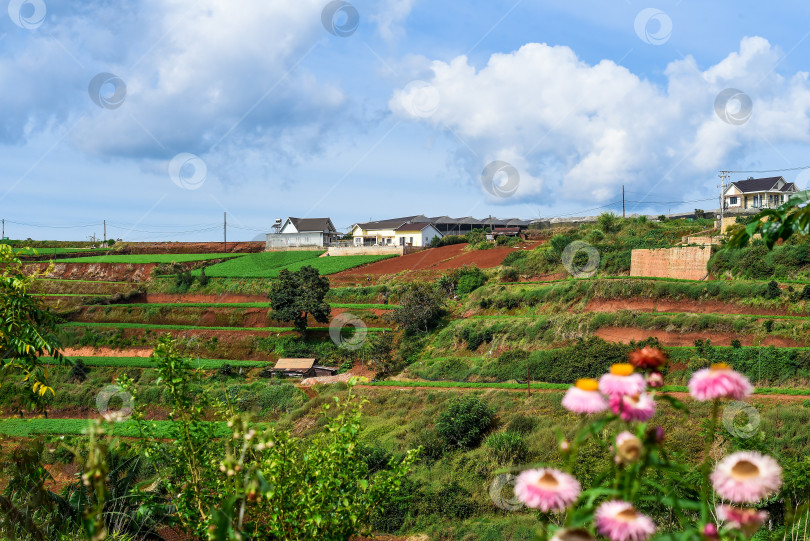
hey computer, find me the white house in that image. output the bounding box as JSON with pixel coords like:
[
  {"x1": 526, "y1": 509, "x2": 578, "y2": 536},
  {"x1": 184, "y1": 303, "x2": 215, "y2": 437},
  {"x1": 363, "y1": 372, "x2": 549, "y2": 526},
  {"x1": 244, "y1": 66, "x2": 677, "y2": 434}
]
[
  {"x1": 266, "y1": 217, "x2": 340, "y2": 248},
  {"x1": 393, "y1": 222, "x2": 443, "y2": 247},
  {"x1": 723, "y1": 176, "x2": 799, "y2": 210}
]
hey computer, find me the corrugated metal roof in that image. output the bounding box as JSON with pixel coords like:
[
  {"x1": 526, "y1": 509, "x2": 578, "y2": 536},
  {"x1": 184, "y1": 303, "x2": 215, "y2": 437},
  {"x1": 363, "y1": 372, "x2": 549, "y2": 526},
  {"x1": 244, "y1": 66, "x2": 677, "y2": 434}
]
[
  {"x1": 395, "y1": 222, "x2": 434, "y2": 231},
  {"x1": 274, "y1": 358, "x2": 315, "y2": 370},
  {"x1": 731, "y1": 177, "x2": 783, "y2": 193},
  {"x1": 287, "y1": 217, "x2": 335, "y2": 233}
]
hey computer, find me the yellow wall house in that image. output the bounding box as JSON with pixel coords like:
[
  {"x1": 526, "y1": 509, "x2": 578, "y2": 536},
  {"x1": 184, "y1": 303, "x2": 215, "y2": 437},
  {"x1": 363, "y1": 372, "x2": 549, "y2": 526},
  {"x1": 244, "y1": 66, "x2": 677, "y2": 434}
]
[
  {"x1": 723, "y1": 176, "x2": 798, "y2": 210},
  {"x1": 351, "y1": 215, "x2": 443, "y2": 246}
]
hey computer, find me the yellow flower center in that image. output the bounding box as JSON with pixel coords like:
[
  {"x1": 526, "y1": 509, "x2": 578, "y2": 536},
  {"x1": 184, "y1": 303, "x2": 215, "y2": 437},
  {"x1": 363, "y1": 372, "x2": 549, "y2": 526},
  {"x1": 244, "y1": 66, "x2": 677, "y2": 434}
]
[
  {"x1": 616, "y1": 508, "x2": 638, "y2": 521},
  {"x1": 537, "y1": 472, "x2": 560, "y2": 489},
  {"x1": 710, "y1": 363, "x2": 731, "y2": 371},
  {"x1": 610, "y1": 363, "x2": 634, "y2": 376},
  {"x1": 575, "y1": 378, "x2": 599, "y2": 392},
  {"x1": 731, "y1": 459, "x2": 760, "y2": 480}
]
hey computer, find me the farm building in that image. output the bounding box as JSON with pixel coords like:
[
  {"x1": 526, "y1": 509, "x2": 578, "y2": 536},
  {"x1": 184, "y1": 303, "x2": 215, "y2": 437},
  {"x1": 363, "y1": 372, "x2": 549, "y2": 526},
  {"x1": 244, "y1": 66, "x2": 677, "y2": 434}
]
[
  {"x1": 350, "y1": 215, "x2": 531, "y2": 246},
  {"x1": 266, "y1": 217, "x2": 341, "y2": 249},
  {"x1": 269, "y1": 358, "x2": 338, "y2": 378}
]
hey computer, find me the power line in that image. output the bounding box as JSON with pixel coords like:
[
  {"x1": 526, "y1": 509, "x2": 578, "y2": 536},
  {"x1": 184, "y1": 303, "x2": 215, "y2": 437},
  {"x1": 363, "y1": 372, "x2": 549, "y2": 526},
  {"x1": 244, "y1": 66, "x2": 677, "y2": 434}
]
[{"x1": 726, "y1": 165, "x2": 810, "y2": 174}]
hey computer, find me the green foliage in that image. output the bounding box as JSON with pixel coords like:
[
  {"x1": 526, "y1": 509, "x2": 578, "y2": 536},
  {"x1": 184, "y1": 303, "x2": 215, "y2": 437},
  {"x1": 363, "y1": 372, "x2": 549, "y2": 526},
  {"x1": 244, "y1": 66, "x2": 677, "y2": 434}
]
[
  {"x1": 431, "y1": 235, "x2": 466, "y2": 247},
  {"x1": 766, "y1": 280, "x2": 782, "y2": 299},
  {"x1": 389, "y1": 282, "x2": 444, "y2": 333},
  {"x1": 435, "y1": 395, "x2": 495, "y2": 450},
  {"x1": 597, "y1": 211, "x2": 621, "y2": 233},
  {"x1": 197, "y1": 251, "x2": 393, "y2": 278},
  {"x1": 485, "y1": 431, "x2": 528, "y2": 464},
  {"x1": 269, "y1": 266, "x2": 331, "y2": 333},
  {"x1": 499, "y1": 267, "x2": 519, "y2": 282},
  {"x1": 0, "y1": 245, "x2": 63, "y2": 409},
  {"x1": 501, "y1": 250, "x2": 528, "y2": 267}
]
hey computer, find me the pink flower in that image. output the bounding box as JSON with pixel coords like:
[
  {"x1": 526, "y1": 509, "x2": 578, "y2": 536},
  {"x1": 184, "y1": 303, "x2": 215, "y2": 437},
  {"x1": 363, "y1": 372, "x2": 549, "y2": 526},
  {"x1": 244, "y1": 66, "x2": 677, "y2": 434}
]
[
  {"x1": 646, "y1": 372, "x2": 664, "y2": 388},
  {"x1": 514, "y1": 468, "x2": 581, "y2": 512},
  {"x1": 711, "y1": 451, "x2": 782, "y2": 503},
  {"x1": 595, "y1": 501, "x2": 656, "y2": 541},
  {"x1": 703, "y1": 523, "x2": 718, "y2": 540},
  {"x1": 609, "y1": 393, "x2": 656, "y2": 422},
  {"x1": 688, "y1": 363, "x2": 752, "y2": 401},
  {"x1": 717, "y1": 504, "x2": 768, "y2": 537},
  {"x1": 615, "y1": 431, "x2": 642, "y2": 464},
  {"x1": 599, "y1": 364, "x2": 646, "y2": 397},
  {"x1": 562, "y1": 379, "x2": 608, "y2": 414}
]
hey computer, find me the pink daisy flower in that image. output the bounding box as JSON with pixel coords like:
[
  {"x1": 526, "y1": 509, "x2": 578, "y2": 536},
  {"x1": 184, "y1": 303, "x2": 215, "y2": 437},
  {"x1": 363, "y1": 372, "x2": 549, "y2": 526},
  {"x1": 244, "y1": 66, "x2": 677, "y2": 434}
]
[
  {"x1": 595, "y1": 501, "x2": 656, "y2": 541},
  {"x1": 717, "y1": 504, "x2": 768, "y2": 537},
  {"x1": 599, "y1": 364, "x2": 646, "y2": 397},
  {"x1": 562, "y1": 379, "x2": 608, "y2": 414},
  {"x1": 688, "y1": 363, "x2": 753, "y2": 401},
  {"x1": 646, "y1": 372, "x2": 664, "y2": 388},
  {"x1": 711, "y1": 451, "x2": 782, "y2": 503},
  {"x1": 609, "y1": 393, "x2": 656, "y2": 422},
  {"x1": 514, "y1": 468, "x2": 581, "y2": 512}
]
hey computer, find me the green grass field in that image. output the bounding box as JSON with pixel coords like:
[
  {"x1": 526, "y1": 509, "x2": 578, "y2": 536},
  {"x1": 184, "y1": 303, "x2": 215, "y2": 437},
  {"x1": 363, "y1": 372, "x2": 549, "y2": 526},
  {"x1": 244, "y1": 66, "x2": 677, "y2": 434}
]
[
  {"x1": 60, "y1": 322, "x2": 392, "y2": 332},
  {"x1": 50, "y1": 253, "x2": 244, "y2": 264},
  {"x1": 86, "y1": 301, "x2": 394, "y2": 309},
  {"x1": 14, "y1": 247, "x2": 111, "y2": 255},
  {"x1": 195, "y1": 252, "x2": 394, "y2": 279},
  {"x1": 194, "y1": 251, "x2": 324, "y2": 277},
  {"x1": 60, "y1": 356, "x2": 268, "y2": 369},
  {"x1": 0, "y1": 418, "x2": 236, "y2": 438}
]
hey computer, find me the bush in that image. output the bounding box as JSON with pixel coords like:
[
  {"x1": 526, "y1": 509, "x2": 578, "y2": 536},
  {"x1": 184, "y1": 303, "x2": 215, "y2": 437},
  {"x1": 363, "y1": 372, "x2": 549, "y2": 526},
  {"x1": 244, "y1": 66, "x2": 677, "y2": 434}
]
[
  {"x1": 486, "y1": 431, "x2": 528, "y2": 464},
  {"x1": 598, "y1": 211, "x2": 621, "y2": 233},
  {"x1": 501, "y1": 250, "x2": 528, "y2": 267},
  {"x1": 500, "y1": 267, "x2": 519, "y2": 282},
  {"x1": 457, "y1": 274, "x2": 486, "y2": 297},
  {"x1": 436, "y1": 395, "x2": 495, "y2": 450},
  {"x1": 67, "y1": 359, "x2": 89, "y2": 382},
  {"x1": 198, "y1": 267, "x2": 210, "y2": 286},
  {"x1": 731, "y1": 339, "x2": 742, "y2": 349},
  {"x1": 431, "y1": 235, "x2": 466, "y2": 248},
  {"x1": 505, "y1": 414, "x2": 537, "y2": 435},
  {"x1": 765, "y1": 280, "x2": 781, "y2": 299}
]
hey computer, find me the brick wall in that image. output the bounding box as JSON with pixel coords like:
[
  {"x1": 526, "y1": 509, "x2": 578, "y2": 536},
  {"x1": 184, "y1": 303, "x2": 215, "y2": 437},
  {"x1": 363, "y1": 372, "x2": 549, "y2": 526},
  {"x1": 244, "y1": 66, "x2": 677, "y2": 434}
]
[{"x1": 630, "y1": 246, "x2": 712, "y2": 280}]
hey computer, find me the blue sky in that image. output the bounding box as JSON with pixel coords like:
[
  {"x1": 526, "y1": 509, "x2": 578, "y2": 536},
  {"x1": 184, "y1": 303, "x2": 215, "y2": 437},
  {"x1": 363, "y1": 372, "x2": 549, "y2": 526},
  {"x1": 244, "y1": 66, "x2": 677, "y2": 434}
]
[{"x1": 3, "y1": 0, "x2": 810, "y2": 240}]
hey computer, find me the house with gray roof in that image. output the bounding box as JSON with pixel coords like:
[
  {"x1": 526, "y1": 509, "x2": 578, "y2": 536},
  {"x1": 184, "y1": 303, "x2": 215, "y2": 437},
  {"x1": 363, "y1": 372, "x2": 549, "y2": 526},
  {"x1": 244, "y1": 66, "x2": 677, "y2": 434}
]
[
  {"x1": 723, "y1": 176, "x2": 799, "y2": 210},
  {"x1": 266, "y1": 217, "x2": 340, "y2": 248}
]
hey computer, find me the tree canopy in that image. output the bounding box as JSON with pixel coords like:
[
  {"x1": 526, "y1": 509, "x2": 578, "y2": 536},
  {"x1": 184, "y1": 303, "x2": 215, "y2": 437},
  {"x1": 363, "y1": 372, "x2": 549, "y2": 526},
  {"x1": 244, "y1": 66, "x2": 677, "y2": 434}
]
[{"x1": 269, "y1": 265, "x2": 330, "y2": 333}]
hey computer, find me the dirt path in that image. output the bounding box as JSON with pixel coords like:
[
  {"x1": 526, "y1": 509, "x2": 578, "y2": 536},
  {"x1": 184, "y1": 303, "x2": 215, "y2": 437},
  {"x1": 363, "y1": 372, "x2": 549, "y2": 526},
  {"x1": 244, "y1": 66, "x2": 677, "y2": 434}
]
[
  {"x1": 593, "y1": 327, "x2": 802, "y2": 347},
  {"x1": 585, "y1": 298, "x2": 797, "y2": 316},
  {"x1": 62, "y1": 346, "x2": 154, "y2": 357}
]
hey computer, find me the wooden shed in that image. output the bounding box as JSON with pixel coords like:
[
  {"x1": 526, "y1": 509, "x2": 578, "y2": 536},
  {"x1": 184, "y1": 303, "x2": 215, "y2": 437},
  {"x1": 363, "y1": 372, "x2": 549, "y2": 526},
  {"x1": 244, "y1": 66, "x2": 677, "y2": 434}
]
[{"x1": 270, "y1": 358, "x2": 338, "y2": 378}]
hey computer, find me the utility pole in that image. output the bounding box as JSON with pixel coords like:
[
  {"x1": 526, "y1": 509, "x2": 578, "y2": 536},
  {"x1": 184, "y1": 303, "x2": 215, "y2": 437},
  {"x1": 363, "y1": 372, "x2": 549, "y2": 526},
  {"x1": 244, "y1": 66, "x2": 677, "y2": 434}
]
[
  {"x1": 718, "y1": 171, "x2": 730, "y2": 230},
  {"x1": 622, "y1": 185, "x2": 625, "y2": 218},
  {"x1": 103, "y1": 220, "x2": 106, "y2": 244},
  {"x1": 1, "y1": 218, "x2": 4, "y2": 239},
  {"x1": 223, "y1": 212, "x2": 227, "y2": 252}
]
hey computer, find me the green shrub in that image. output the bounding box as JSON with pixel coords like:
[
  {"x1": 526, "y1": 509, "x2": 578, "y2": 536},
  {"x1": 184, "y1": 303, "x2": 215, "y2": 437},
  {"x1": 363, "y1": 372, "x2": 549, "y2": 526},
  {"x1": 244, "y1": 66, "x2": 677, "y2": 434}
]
[
  {"x1": 501, "y1": 250, "x2": 528, "y2": 267},
  {"x1": 765, "y1": 280, "x2": 781, "y2": 299},
  {"x1": 486, "y1": 431, "x2": 528, "y2": 464},
  {"x1": 500, "y1": 267, "x2": 519, "y2": 282},
  {"x1": 436, "y1": 395, "x2": 495, "y2": 450},
  {"x1": 457, "y1": 274, "x2": 486, "y2": 297}
]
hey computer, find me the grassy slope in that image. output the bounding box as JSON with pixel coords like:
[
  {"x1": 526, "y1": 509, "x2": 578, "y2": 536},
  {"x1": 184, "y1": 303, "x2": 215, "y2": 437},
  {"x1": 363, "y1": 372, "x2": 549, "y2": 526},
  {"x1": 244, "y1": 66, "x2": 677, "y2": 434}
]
[
  {"x1": 60, "y1": 321, "x2": 392, "y2": 332},
  {"x1": 196, "y1": 251, "x2": 396, "y2": 278}
]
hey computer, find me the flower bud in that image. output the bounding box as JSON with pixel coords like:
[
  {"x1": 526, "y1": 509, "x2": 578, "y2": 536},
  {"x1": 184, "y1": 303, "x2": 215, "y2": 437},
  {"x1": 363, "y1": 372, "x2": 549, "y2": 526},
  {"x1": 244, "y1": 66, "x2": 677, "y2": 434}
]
[{"x1": 615, "y1": 431, "x2": 642, "y2": 464}]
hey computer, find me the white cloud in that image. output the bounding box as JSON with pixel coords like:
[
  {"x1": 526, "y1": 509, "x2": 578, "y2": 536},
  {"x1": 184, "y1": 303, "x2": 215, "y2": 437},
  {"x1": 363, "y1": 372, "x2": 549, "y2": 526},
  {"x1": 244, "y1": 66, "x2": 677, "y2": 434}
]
[
  {"x1": 389, "y1": 37, "x2": 810, "y2": 207},
  {"x1": 370, "y1": 0, "x2": 417, "y2": 43}
]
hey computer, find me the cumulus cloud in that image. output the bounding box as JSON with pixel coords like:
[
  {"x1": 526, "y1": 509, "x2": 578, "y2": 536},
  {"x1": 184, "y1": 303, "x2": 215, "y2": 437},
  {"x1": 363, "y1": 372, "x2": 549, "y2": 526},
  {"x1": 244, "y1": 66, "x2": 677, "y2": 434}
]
[
  {"x1": 0, "y1": 0, "x2": 346, "y2": 174},
  {"x1": 370, "y1": 0, "x2": 417, "y2": 42},
  {"x1": 389, "y1": 37, "x2": 810, "y2": 207}
]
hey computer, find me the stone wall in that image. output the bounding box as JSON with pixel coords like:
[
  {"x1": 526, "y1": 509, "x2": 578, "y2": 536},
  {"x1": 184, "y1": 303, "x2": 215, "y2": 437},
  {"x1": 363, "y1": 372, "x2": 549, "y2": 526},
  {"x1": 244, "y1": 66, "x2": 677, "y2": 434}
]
[{"x1": 630, "y1": 246, "x2": 712, "y2": 280}]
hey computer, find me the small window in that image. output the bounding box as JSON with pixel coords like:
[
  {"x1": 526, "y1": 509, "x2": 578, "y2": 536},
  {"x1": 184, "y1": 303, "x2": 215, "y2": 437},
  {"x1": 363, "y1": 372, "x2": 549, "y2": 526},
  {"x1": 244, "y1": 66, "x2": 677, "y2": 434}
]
[{"x1": 729, "y1": 197, "x2": 738, "y2": 205}]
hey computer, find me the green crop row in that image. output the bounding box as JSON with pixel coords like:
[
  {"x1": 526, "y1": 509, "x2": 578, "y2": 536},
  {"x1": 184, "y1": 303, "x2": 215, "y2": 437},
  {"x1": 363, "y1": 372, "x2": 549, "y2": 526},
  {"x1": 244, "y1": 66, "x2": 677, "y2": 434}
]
[
  {"x1": 60, "y1": 322, "x2": 392, "y2": 332},
  {"x1": 195, "y1": 251, "x2": 394, "y2": 278},
  {"x1": 85, "y1": 302, "x2": 394, "y2": 310},
  {"x1": 0, "y1": 418, "x2": 241, "y2": 438},
  {"x1": 59, "y1": 356, "x2": 268, "y2": 369}
]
